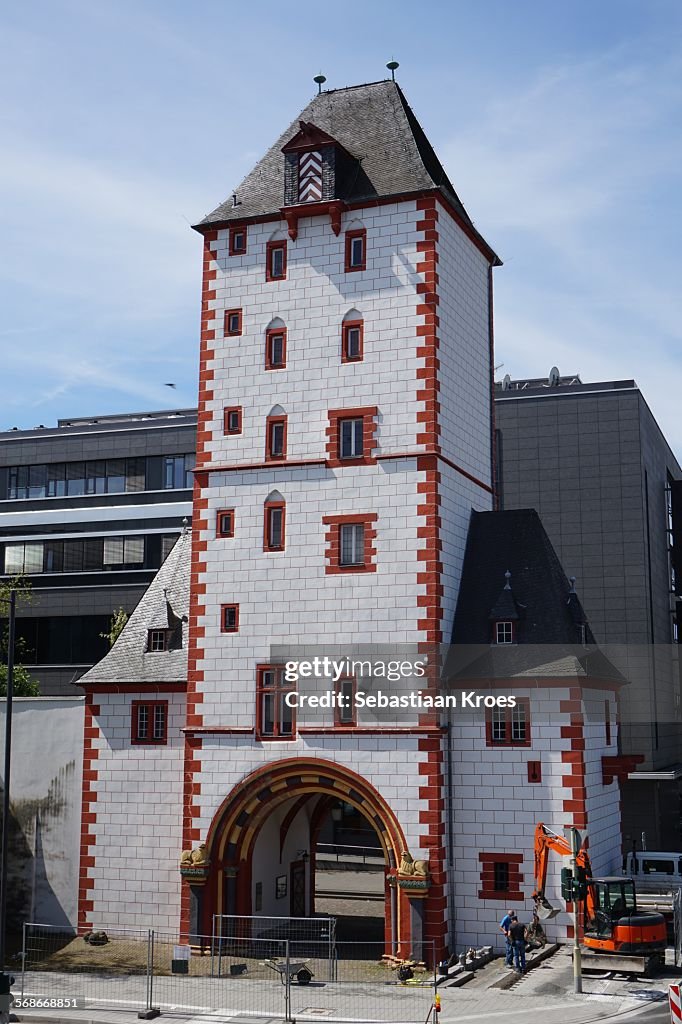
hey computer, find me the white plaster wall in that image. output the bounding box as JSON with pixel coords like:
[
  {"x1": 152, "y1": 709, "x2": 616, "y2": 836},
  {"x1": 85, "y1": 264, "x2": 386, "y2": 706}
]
[
  {"x1": 251, "y1": 802, "x2": 311, "y2": 918},
  {"x1": 0, "y1": 697, "x2": 84, "y2": 928},
  {"x1": 87, "y1": 691, "x2": 186, "y2": 930},
  {"x1": 436, "y1": 212, "x2": 493, "y2": 483}
]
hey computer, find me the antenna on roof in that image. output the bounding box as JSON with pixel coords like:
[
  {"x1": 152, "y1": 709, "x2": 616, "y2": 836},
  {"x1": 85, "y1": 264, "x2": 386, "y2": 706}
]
[
  {"x1": 386, "y1": 59, "x2": 399, "y2": 81},
  {"x1": 313, "y1": 74, "x2": 326, "y2": 94},
  {"x1": 549, "y1": 366, "x2": 560, "y2": 386}
]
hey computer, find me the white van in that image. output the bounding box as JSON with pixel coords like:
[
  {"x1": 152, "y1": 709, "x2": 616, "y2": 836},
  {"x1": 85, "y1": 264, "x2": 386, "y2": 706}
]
[{"x1": 625, "y1": 851, "x2": 682, "y2": 891}]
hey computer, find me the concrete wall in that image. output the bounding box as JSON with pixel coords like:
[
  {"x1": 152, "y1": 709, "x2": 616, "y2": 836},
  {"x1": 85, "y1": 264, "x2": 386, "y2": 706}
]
[{"x1": 0, "y1": 697, "x2": 84, "y2": 929}]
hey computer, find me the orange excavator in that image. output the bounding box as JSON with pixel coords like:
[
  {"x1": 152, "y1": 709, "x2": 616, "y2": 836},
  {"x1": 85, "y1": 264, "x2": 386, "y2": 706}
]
[{"x1": 533, "y1": 823, "x2": 667, "y2": 974}]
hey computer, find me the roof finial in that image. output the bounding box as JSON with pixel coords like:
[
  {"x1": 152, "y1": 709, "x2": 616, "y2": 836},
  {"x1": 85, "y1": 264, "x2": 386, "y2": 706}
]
[
  {"x1": 313, "y1": 73, "x2": 326, "y2": 94},
  {"x1": 569, "y1": 576, "x2": 577, "y2": 594},
  {"x1": 182, "y1": 517, "x2": 189, "y2": 534},
  {"x1": 504, "y1": 570, "x2": 512, "y2": 590},
  {"x1": 386, "y1": 59, "x2": 399, "y2": 81}
]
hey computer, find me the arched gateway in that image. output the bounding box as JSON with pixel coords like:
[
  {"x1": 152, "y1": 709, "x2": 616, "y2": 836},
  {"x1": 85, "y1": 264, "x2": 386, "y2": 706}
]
[{"x1": 181, "y1": 758, "x2": 429, "y2": 958}]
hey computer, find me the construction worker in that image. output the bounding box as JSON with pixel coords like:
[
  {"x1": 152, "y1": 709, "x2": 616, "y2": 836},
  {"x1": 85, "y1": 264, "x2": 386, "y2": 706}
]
[
  {"x1": 499, "y1": 909, "x2": 515, "y2": 966},
  {"x1": 509, "y1": 917, "x2": 528, "y2": 973},
  {"x1": 525, "y1": 911, "x2": 546, "y2": 952}
]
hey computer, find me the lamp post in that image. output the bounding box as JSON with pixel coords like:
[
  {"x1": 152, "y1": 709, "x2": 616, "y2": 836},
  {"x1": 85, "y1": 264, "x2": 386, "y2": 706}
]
[
  {"x1": 569, "y1": 826, "x2": 582, "y2": 994},
  {"x1": 0, "y1": 590, "x2": 16, "y2": 1022}
]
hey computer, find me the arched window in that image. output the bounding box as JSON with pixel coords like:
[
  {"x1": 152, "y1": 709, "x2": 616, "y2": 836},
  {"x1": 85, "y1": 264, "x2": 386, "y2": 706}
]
[
  {"x1": 341, "y1": 308, "x2": 363, "y2": 362},
  {"x1": 264, "y1": 490, "x2": 285, "y2": 551},
  {"x1": 265, "y1": 317, "x2": 287, "y2": 370},
  {"x1": 265, "y1": 405, "x2": 287, "y2": 461}
]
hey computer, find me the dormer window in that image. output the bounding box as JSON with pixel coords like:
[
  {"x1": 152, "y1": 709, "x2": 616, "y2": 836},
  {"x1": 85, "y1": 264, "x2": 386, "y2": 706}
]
[
  {"x1": 495, "y1": 621, "x2": 513, "y2": 644},
  {"x1": 148, "y1": 629, "x2": 170, "y2": 652}
]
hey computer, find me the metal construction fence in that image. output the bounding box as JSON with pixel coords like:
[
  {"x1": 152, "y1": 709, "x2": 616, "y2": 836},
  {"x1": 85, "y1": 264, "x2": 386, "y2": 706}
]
[
  {"x1": 20, "y1": 922, "x2": 437, "y2": 1023},
  {"x1": 674, "y1": 888, "x2": 682, "y2": 967}
]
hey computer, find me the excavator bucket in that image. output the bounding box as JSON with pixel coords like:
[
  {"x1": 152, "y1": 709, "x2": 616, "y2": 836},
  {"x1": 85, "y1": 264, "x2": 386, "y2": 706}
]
[{"x1": 534, "y1": 896, "x2": 561, "y2": 921}]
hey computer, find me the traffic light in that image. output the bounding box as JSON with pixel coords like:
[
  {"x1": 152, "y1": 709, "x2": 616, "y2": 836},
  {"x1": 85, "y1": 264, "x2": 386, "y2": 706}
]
[
  {"x1": 573, "y1": 866, "x2": 588, "y2": 900},
  {"x1": 561, "y1": 867, "x2": 573, "y2": 901}
]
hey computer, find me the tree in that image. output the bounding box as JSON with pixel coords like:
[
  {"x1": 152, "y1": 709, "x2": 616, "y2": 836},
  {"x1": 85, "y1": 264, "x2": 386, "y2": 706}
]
[
  {"x1": 101, "y1": 607, "x2": 128, "y2": 648},
  {"x1": 0, "y1": 575, "x2": 39, "y2": 697}
]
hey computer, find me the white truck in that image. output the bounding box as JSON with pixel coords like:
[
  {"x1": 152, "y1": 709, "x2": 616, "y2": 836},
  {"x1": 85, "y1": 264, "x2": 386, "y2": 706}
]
[{"x1": 624, "y1": 851, "x2": 682, "y2": 916}]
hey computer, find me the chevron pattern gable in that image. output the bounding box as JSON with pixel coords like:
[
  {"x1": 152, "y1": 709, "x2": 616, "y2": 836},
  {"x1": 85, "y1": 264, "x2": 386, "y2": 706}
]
[{"x1": 298, "y1": 151, "x2": 323, "y2": 202}]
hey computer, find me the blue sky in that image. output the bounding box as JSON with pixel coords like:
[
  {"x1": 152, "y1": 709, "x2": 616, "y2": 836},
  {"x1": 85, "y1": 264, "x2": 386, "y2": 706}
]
[{"x1": 1, "y1": 0, "x2": 681, "y2": 453}]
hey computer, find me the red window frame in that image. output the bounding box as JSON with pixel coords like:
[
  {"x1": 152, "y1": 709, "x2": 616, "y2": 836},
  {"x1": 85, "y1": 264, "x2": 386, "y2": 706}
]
[
  {"x1": 345, "y1": 229, "x2": 366, "y2": 272},
  {"x1": 326, "y1": 407, "x2": 378, "y2": 468},
  {"x1": 216, "y1": 509, "x2": 235, "y2": 538},
  {"x1": 334, "y1": 676, "x2": 357, "y2": 727},
  {"x1": 478, "y1": 852, "x2": 524, "y2": 901},
  {"x1": 265, "y1": 415, "x2": 287, "y2": 461},
  {"x1": 256, "y1": 664, "x2": 296, "y2": 740},
  {"x1": 265, "y1": 327, "x2": 287, "y2": 370},
  {"x1": 131, "y1": 700, "x2": 168, "y2": 745},
  {"x1": 221, "y1": 603, "x2": 239, "y2": 633},
  {"x1": 266, "y1": 240, "x2": 287, "y2": 281},
  {"x1": 341, "y1": 320, "x2": 364, "y2": 363},
  {"x1": 485, "y1": 697, "x2": 531, "y2": 748},
  {"x1": 264, "y1": 500, "x2": 286, "y2": 551},
  {"x1": 322, "y1": 513, "x2": 377, "y2": 574},
  {"x1": 224, "y1": 308, "x2": 242, "y2": 337},
  {"x1": 224, "y1": 407, "x2": 242, "y2": 435},
  {"x1": 229, "y1": 226, "x2": 247, "y2": 256}
]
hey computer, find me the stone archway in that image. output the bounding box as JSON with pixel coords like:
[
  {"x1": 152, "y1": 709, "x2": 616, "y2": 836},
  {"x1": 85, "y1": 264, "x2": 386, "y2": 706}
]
[{"x1": 191, "y1": 758, "x2": 423, "y2": 956}]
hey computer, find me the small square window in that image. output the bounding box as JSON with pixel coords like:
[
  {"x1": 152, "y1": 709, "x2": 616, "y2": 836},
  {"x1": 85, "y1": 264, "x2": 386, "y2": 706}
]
[
  {"x1": 224, "y1": 407, "x2": 242, "y2": 435},
  {"x1": 221, "y1": 604, "x2": 239, "y2": 632},
  {"x1": 229, "y1": 226, "x2": 247, "y2": 255},
  {"x1": 339, "y1": 418, "x2": 364, "y2": 459},
  {"x1": 217, "y1": 509, "x2": 235, "y2": 538},
  {"x1": 345, "y1": 229, "x2": 366, "y2": 272},
  {"x1": 225, "y1": 309, "x2": 242, "y2": 336},
  {"x1": 266, "y1": 241, "x2": 287, "y2": 281},
  {"x1": 148, "y1": 629, "x2": 168, "y2": 652},
  {"x1": 495, "y1": 621, "x2": 513, "y2": 644},
  {"x1": 265, "y1": 329, "x2": 287, "y2": 370}
]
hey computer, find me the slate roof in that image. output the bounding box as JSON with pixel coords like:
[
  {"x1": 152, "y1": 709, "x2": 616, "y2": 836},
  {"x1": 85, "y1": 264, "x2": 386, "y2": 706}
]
[
  {"x1": 78, "y1": 529, "x2": 191, "y2": 686},
  {"x1": 194, "y1": 80, "x2": 499, "y2": 263},
  {"x1": 447, "y1": 509, "x2": 624, "y2": 683}
]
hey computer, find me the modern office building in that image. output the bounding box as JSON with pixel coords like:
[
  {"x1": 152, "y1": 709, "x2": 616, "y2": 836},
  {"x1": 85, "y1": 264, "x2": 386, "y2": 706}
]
[
  {"x1": 0, "y1": 409, "x2": 197, "y2": 694},
  {"x1": 495, "y1": 372, "x2": 682, "y2": 847}
]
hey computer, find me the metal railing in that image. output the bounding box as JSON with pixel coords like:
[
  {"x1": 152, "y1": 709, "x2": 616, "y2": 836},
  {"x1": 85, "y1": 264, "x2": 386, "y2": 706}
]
[
  {"x1": 317, "y1": 842, "x2": 385, "y2": 866},
  {"x1": 20, "y1": 923, "x2": 437, "y2": 1023}
]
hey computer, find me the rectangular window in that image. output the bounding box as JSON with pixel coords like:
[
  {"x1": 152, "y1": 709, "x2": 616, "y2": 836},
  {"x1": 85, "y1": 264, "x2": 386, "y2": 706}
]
[
  {"x1": 46, "y1": 464, "x2": 66, "y2": 497},
  {"x1": 148, "y1": 629, "x2": 168, "y2": 652},
  {"x1": 225, "y1": 309, "x2": 242, "y2": 336},
  {"x1": 224, "y1": 407, "x2": 242, "y2": 435},
  {"x1": 342, "y1": 321, "x2": 363, "y2": 362},
  {"x1": 106, "y1": 459, "x2": 126, "y2": 493},
  {"x1": 495, "y1": 621, "x2": 513, "y2": 644},
  {"x1": 339, "y1": 418, "x2": 364, "y2": 459},
  {"x1": 266, "y1": 417, "x2": 287, "y2": 461},
  {"x1": 485, "y1": 698, "x2": 531, "y2": 747},
  {"x1": 335, "y1": 676, "x2": 357, "y2": 726},
  {"x1": 66, "y1": 462, "x2": 86, "y2": 496},
  {"x1": 217, "y1": 509, "x2": 235, "y2": 538},
  {"x1": 493, "y1": 862, "x2": 509, "y2": 892},
  {"x1": 266, "y1": 241, "x2": 287, "y2": 281},
  {"x1": 345, "y1": 229, "x2": 367, "y2": 272},
  {"x1": 126, "y1": 457, "x2": 146, "y2": 493},
  {"x1": 256, "y1": 665, "x2": 295, "y2": 739},
  {"x1": 339, "y1": 523, "x2": 365, "y2": 567},
  {"x1": 229, "y1": 226, "x2": 247, "y2": 255},
  {"x1": 221, "y1": 604, "x2": 239, "y2": 632},
  {"x1": 28, "y1": 465, "x2": 47, "y2": 498},
  {"x1": 4, "y1": 544, "x2": 27, "y2": 574},
  {"x1": 161, "y1": 534, "x2": 178, "y2": 560},
  {"x1": 478, "y1": 852, "x2": 524, "y2": 901},
  {"x1": 132, "y1": 700, "x2": 168, "y2": 745},
  {"x1": 264, "y1": 502, "x2": 285, "y2": 551},
  {"x1": 265, "y1": 329, "x2": 287, "y2": 370}
]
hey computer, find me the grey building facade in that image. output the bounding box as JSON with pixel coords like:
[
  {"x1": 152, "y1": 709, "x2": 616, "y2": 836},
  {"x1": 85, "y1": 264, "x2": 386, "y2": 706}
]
[
  {"x1": 0, "y1": 409, "x2": 197, "y2": 695},
  {"x1": 495, "y1": 373, "x2": 682, "y2": 848}
]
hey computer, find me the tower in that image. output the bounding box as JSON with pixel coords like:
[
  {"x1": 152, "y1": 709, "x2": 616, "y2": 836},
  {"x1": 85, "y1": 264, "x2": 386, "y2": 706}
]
[{"x1": 185, "y1": 79, "x2": 500, "y2": 955}]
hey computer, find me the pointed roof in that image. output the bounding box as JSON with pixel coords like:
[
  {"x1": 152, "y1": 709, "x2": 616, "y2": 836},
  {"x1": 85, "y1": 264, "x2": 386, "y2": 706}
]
[
  {"x1": 194, "y1": 80, "x2": 499, "y2": 263},
  {"x1": 489, "y1": 571, "x2": 520, "y2": 621},
  {"x1": 78, "y1": 529, "x2": 191, "y2": 686}
]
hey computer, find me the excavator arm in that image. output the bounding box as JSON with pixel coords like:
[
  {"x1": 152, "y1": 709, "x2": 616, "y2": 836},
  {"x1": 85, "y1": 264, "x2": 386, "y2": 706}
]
[{"x1": 533, "y1": 822, "x2": 595, "y2": 921}]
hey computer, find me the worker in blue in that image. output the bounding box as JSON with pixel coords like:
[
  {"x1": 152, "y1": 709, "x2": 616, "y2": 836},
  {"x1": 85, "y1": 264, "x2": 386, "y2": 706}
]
[{"x1": 499, "y1": 909, "x2": 516, "y2": 967}]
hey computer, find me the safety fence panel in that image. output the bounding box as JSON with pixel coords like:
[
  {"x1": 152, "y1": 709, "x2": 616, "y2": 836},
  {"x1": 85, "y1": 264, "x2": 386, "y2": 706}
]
[
  {"x1": 674, "y1": 888, "x2": 682, "y2": 967},
  {"x1": 288, "y1": 940, "x2": 436, "y2": 1024},
  {"x1": 150, "y1": 932, "x2": 287, "y2": 1019},
  {"x1": 20, "y1": 923, "x2": 150, "y2": 1015}
]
